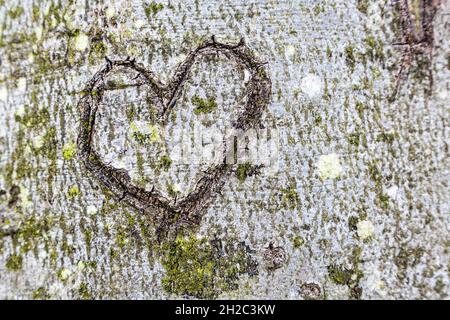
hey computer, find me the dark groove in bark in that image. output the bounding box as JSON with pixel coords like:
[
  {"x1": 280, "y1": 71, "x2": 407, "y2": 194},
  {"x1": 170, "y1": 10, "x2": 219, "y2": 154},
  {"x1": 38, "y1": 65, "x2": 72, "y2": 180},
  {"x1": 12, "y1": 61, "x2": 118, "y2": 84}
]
[{"x1": 390, "y1": 0, "x2": 440, "y2": 101}]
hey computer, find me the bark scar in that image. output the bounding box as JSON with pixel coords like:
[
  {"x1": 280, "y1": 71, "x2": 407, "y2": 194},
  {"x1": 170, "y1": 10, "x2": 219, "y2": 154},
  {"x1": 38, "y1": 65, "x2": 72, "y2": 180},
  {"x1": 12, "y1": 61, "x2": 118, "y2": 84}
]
[{"x1": 76, "y1": 36, "x2": 272, "y2": 240}]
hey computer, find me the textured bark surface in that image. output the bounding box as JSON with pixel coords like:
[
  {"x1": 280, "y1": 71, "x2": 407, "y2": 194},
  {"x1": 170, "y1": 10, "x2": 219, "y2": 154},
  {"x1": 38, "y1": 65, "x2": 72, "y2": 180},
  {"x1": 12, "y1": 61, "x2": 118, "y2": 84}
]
[{"x1": 0, "y1": 0, "x2": 449, "y2": 299}]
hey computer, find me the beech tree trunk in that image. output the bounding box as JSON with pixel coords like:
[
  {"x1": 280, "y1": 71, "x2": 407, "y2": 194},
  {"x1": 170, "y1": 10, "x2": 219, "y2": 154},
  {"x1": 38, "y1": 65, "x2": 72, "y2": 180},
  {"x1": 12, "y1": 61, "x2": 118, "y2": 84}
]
[{"x1": 0, "y1": 0, "x2": 449, "y2": 299}]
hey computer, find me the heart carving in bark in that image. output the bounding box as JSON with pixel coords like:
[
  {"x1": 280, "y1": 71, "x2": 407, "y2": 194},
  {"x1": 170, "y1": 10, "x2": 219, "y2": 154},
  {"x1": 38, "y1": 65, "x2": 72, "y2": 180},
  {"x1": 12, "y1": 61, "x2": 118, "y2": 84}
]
[{"x1": 77, "y1": 36, "x2": 271, "y2": 239}]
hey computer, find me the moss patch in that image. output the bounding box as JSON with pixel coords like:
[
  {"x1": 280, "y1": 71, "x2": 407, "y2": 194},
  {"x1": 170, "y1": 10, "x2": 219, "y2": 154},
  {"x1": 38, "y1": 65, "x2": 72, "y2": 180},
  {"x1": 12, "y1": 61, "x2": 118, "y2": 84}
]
[
  {"x1": 356, "y1": 0, "x2": 369, "y2": 15},
  {"x1": 293, "y1": 236, "x2": 304, "y2": 249},
  {"x1": 376, "y1": 132, "x2": 395, "y2": 144},
  {"x1": 236, "y1": 162, "x2": 252, "y2": 182},
  {"x1": 6, "y1": 254, "x2": 23, "y2": 271},
  {"x1": 348, "y1": 132, "x2": 361, "y2": 147},
  {"x1": 364, "y1": 35, "x2": 385, "y2": 61},
  {"x1": 191, "y1": 94, "x2": 217, "y2": 115},
  {"x1": 281, "y1": 186, "x2": 300, "y2": 209},
  {"x1": 144, "y1": 1, "x2": 164, "y2": 19},
  {"x1": 167, "y1": 183, "x2": 179, "y2": 198},
  {"x1": 328, "y1": 248, "x2": 364, "y2": 299},
  {"x1": 160, "y1": 236, "x2": 258, "y2": 299},
  {"x1": 8, "y1": 7, "x2": 25, "y2": 19},
  {"x1": 19, "y1": 215, "x2": 54, "y2": 253},
  {"x1": 327, "y1": 264, "x2": 353, "y2": 285},
  {"x1": 78, "y1": 282, "x2": 92, "y2": 299},
  {"x1": 32, "y1": 287, "x2": 50, "y2": 300},
  {"x1": 344, "y1": 45, "x2": 356, "y2": 71},
  {"x1": 68, "y1": 185, "x2": 80, "y2": 198},
  {"x1": 158, "y1": 155, "x2": 172, "y2": 171},
  {"x1": 88, "y1": 40, "x2": 108, "y2": 65},
  {"x1": 62, "y1": 142, "x2": 76, "y2": 160},
  {"x1": 15, "y1": 106, "x2": 50, "y2": 130}
]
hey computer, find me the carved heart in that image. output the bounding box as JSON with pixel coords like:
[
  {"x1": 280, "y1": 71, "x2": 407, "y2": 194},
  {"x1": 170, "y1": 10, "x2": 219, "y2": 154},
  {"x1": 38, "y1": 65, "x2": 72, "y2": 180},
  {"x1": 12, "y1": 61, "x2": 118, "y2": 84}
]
[{"x1": 77, "y1": 36, "x2": 271, "y2": 238}]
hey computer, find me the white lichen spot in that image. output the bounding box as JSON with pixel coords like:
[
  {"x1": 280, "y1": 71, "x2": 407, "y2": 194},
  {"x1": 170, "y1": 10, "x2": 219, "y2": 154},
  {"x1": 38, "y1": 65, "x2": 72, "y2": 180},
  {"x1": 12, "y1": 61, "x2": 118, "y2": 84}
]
[
  {"x1": 317, "y1": 153, "x2": 342, "y2": 179},
  {"x1": 356, "y1": 220, "x2": 375, "y2": 240},
  {"x1": 50, "y1": 16, "x2": 58, "y2": 29},
  {"x1": 17, "y1": 78, "x2": 27, "y2": 91},
  {"x1": 105, "y1": 7, "x2": 115, "y2": 18},
  {"x1": 285, "y1": 45, "x2": 296, "y2": 58},
  {"x1": 249, "y1": 18, "x2": 257, "y2": 32},
  {"x1": 19, "y1": 186, "x2": 33, "y2": 209},
  {"x1": 35, "y1": 26, "x2": 43, "y2": 41},
  {"x1": 386, "y1": 185, "x2": 398, "y2": 199},
  {"x1": 77, "y1": 261, "x2": 85, "y2": 271},
  {"x1": 28, "y1": 53, "x2": 34, "y2": 64},
  {"x1": 118, "y1": 23, "x2": 132, "y2": 42},
  {"x1": 134, "y1": 19, "x2": 145, "y2": 29},
  {"x1": 59, "y1": 268, "x2": 71, "y2": 280},
  {"x1": 170, "y1": 183, "x2": 180, "y2": 193},
  {"x1": 0, "y1": 86, "x2": 7, "y2": 102},
  {"x1": 74, "y1": 33, "x2": 89, "y2": 51},
  {"x1": 43, "y1": 3, "x2": 51, "y2": 15},
  {"x1": 62, "y1": 142, "x2": 76, "y2": 160},
  {"x1": 147, "y1": 124, "x2": 160, "y2": 142},
  {"x1": 364, "y1": 267, "x2": 387, "y2": 297},
  {"x1": 39, "y1": 250, "x2": 48, "y2": 260},
  {"x1": 86, "y1": 205, "x2": 98, "y2": 216},
  {"x1": 377, "y1": 280, "x2": 386, "y2": 293},
  {"x1": 127, "y1": 44, "x2": 141, "y2": 57},
  {"x1": 63, "y1": 13, "x2": 76, "y2": 30},
  {"x1": 15, "y1": 105, "x2": 25, "y2": 117},
  {"x1": 131, "y1": 173, "x2": 140, "y2": 185},
  {"x1": 169, "y1": 53, "x2": 186, "y2": 67},
  {"x1": 301, "y1": 73, "x2": 322, "y2": 99},
  {"x1": 32, "y1": 134, "x2": 45, "y2": 149},
  {"x1": 243, "y1": 69, "x2": 251, "y2": 83},
  {"x1": 437, "y1": 88, "x2": 447, "y2": 100},
  {"x1": 114, "y1": 158, "x2": 127, "y2": 170},
  {"x1": 129, "y1": 121, "x2": 141, "y2": 136},
  {"x1": 64, "y1": 4, "x2": 87, "y2": 31}
]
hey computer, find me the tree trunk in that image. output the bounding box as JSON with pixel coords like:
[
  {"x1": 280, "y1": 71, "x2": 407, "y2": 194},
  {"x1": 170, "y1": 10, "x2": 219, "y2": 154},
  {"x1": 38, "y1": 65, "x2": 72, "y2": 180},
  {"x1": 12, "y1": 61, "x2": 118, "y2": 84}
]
[{"x1": 0, "y1": 0, "x2": 448, "y2": 299}]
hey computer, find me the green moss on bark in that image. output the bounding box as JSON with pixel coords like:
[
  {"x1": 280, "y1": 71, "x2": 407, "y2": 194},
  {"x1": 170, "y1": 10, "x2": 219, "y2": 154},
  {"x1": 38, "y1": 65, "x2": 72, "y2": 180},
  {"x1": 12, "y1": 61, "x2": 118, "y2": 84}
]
[
  {"x1": 160, "y1": 236, "x2": 258, "y2": 299},
  {"x1": 191, "y1": 95, "x2": 217, "y2": 115}
]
